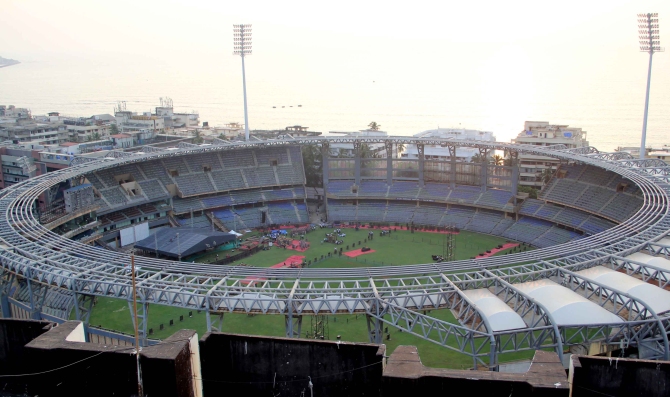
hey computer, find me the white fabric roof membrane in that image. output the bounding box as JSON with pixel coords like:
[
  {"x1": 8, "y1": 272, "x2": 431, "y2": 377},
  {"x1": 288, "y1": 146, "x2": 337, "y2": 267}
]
[
  {"x1": 385, "y1": 292, "x2": 443, "y2": 309},
  {"x1": 513, "y1": 279, "x2": 622, "y2": 326},
  {"x1": 621, "y1": 252, "x2": 670, "y2": 273},
  {"x1": 298, "y1": 294, "x2": 368, "y2": 313},
  {"x1": 657, "y1": 238, "x2": 670, "y2": 247},
  {"x1": 461, "y1": 289, "x2": 527, "y2": 332},
  {"x1": 224, "y1": 293, "x2": 286, "y2": 311},
  {"x1": 574, "y1": 266, "x2": 670, "y2": 315}
]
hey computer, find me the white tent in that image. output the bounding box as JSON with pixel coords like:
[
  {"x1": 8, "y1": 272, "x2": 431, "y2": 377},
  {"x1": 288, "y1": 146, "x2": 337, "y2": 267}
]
[
  {"x1": 462, "y1": 289, "x2": 527, "y2": 332},
  {"x1": 514, "y1": 279, "x2": 622, "y2": 326},
  {"x1": 574, "y1": 266, "x2": 670, "y2": 315}
]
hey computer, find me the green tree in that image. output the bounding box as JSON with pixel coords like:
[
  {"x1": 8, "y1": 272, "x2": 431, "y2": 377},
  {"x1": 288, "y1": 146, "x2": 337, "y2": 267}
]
[
  {"x1": 491, "y1": 154, "x2": 504, "y2": 166},
  {"x1": 470, "y1": 153, "x2": 486, "y2": 163},
  {"x1": 503, "y1": 151, "x2": 518, "y2": 167},
  {"x1": 87, "y1": 132, "x2": 101, "y2": 142},
  {"x1": 517, "y1": 185, "x2": 538, "y2": 199},
  {"x1": 396, "y1": 142, "x2": 405, "y2": 158},
  {"x1": 368, "y1": 122, "x2": 381, "y2": 131},
  {"x1": 109, "y1": 124, "x2": 119, "y2": 135},
  {"x1": 360, "y1": 143, "x2": 380, "y2": 158},
  {"x1": 539, "y1": 168, "x2": 555, "y2": 185},
  {"x1": 193, "y1": 130, "x2": 204, "y2": 144}
]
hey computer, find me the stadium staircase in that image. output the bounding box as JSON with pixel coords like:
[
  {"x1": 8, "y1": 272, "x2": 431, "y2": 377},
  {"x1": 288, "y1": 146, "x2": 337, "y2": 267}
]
[
  {"x1": 206, "y1": 212, "x2": 228, "y2": 232},
  {"x1": 168, "y1": 214, "x2": 180, "y2": 227},
  {"x1": 265, "y1": 208, "x2": 274, "y2": 225},
  {"x1": 272, "y1": 167, "x2": 281, "y2": 186},
  {"x1": 206, "y1": 173, "x2": 217, "y2": 190},
  {"x1": 293, "y1": 203, "x2": 302, "y2": 223},
  {"x1": 239, "y1": 171, "x2": 249, "y2": 189},
  {"x1": 232, "y1": 211, "x2": 249, "y2": 230}
]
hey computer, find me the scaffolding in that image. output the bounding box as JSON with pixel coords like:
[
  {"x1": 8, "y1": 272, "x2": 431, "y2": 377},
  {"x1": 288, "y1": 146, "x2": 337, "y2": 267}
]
[{"x1": 308, "y1": 315, "x2": 329, "y2": 340}]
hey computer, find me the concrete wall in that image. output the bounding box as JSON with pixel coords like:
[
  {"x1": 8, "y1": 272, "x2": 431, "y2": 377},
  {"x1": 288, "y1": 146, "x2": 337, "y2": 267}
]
[
  {"x1": 569, "y1": 354, "x2": 670, "y2": 397},
  {"x1": 0, "y1": 319, "x2": 56, "y2": 394},
  {"x1": 22, "y1": 321, "x2": 198, "y2": 397},
  {"x1": 199, "y1": 332, "x2": 386, "y2": 397},
  {"x1": 381, "y1": 346, "x2": 568, "y2": 397}
]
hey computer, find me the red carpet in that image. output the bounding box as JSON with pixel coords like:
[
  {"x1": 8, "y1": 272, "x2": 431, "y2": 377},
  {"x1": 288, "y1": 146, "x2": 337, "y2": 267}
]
[
  {"x1": 270, "y1": 255, "x2": 305, "y2": 268},
  {"x1": 475, "y1": 243, "x2": 519, "y2": 259},
  {"x1": 344, "y1": 248, "x2": 376, "y2": 258},
  {"x1": 242, "y1": 255, "x2": 305, "y2": 285},
  {"x1": 340, "y1": 225, "x2": 459, "y2": 235},
  {"x1": 279, "y1": 224, "x2": 308, "y2": 229}
]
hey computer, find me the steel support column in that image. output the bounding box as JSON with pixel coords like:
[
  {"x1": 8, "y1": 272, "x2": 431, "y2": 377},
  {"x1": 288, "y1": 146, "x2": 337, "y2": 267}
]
[
  {"x1": 479, "y1": 148, "x2": 488, "y2": 192},
  {"x1": 385, "y1": 141, "x2": 394, "y2": 186},
  {"x1": 321, "y1": 143, "x2": 330, "y2": 220},
  {"x1": 366, "y1": 313, "x2": 383, "y2": 344},
  {"x1": 285, "y1": 279, "x2": 301, "y2": 338},
  {"x1": 0, "y1": 271, "x2": 15, "y2": 318},
  {"x1": 354, "y1": 140, "x2": 362, "y2": 186},
  {"x1": 206, "y1": 311, "x2": 224, "y2": 332},
  {"x1": 285, "y1": 314, "x2": 303, "y2": 338},
  {"x1": 73, "y1": 293, "x2": 95, "y2": 326},
  {"x1": 448, "y1": 145, "x2": 456, "y2": 188},
  {"x1": 26, "y1": 273, "x2": 47, "y2": 320},
  {"x1": 128, "y1": 299, "x2": 149, "y2": 346},
  {"x1": 417, "y1": 144, "x2": 425, "y2": 187}
]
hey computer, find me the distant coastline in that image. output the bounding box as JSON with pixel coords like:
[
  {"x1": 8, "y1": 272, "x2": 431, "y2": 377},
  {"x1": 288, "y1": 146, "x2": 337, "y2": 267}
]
[{"x1": 0, "y1": 57, "x2": 20, "y2": 69}]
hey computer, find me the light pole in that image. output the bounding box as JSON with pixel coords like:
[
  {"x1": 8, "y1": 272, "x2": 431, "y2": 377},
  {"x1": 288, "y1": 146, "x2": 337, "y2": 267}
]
[
  {"x1": 637, "y1": 13, "x2": 663, "y2": 159},
  {"x1": 233, "y1": 24, "x2": 252, "y2": 141}
]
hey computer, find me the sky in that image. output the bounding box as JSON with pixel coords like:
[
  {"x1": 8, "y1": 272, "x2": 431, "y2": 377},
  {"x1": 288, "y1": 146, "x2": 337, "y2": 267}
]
[
  {"x1": 1, "y1": 0, "x2": 668, "y2": 148},
  {"x1": 3, "y1": 0, "x2": 668, "y2": 65}
]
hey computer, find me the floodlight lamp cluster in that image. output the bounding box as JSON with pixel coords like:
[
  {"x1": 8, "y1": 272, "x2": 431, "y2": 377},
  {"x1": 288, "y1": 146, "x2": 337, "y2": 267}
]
[
  {"x1": 638, "y1": 13, "x2": 663, "y2": 53},
  {"x1": 233, "y1": 24, "x2": 252, "y2": 56}
]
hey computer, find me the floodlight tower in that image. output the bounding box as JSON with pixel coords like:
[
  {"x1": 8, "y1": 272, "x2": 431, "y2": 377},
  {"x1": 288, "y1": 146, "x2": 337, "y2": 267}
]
[
  {"x1": 637, "y1": 13, "x2": 663, "y2": 159},
  {"x1": 233, "y1": 24, "x2": 252, "y2": 141}
]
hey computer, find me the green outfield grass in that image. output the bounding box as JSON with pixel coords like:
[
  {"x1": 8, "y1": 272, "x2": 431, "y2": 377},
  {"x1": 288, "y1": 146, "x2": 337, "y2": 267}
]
[
  {"x1": 192, "y1": 228, "x2": 526, "y2": 268},
  {"x1": 89, "y1": 228, "x2": 536, "y2": 368}
]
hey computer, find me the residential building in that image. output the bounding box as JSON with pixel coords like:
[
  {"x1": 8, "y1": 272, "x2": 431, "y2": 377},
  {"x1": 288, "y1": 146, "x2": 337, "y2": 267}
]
[
  {"x1": 59, "y1": 140, "x2": 113, "y2": 155},
  {"x1": 0, "y1": 123, "x2": 68, "y2": 145},
  {"x1": 110, "y1": 133, "x2": 133, "y2": 149},
  {"x1": 212, "y1": 122, "x2": 245, "y2": 139},
  {"x1": 513, "y1": 121, "x2": 589, "y2": 187},
  {"x1": 0, "y1": 105, "x2": 31, "y2": 118},
  {"x1": 403, "y1": 128, "x2": 497, "y2": 162},
  {"x1": 648, "y1": 151, "x2": 670, "y2": 164},
  {"x1": 0, "y1": 152, "x2": 37, "y2": 187},
  {"x1": 62, "y1": 114, "x2": 116, "y2": 142},
  {"x1": 327, "y1": 130, "x2": 389, "y2": 157}
]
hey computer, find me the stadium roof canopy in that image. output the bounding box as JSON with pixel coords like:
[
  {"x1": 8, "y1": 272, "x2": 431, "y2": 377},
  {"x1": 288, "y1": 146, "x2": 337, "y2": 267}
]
[
  {"x1": 621, "y1": 252, "x2": 670, "y2": 272},
  {"x1": 462, "y1": 289, "x2": 527, "y2": 332},
  {"x1": 513, "y1": 279, "x2": 622, "y2": 326},
  {"x1": 574, "y1": 266, "x2": 670, "y2": 315},
  {"x1": 135, "y1": 228, "x2": 237, "y2": 259}
]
